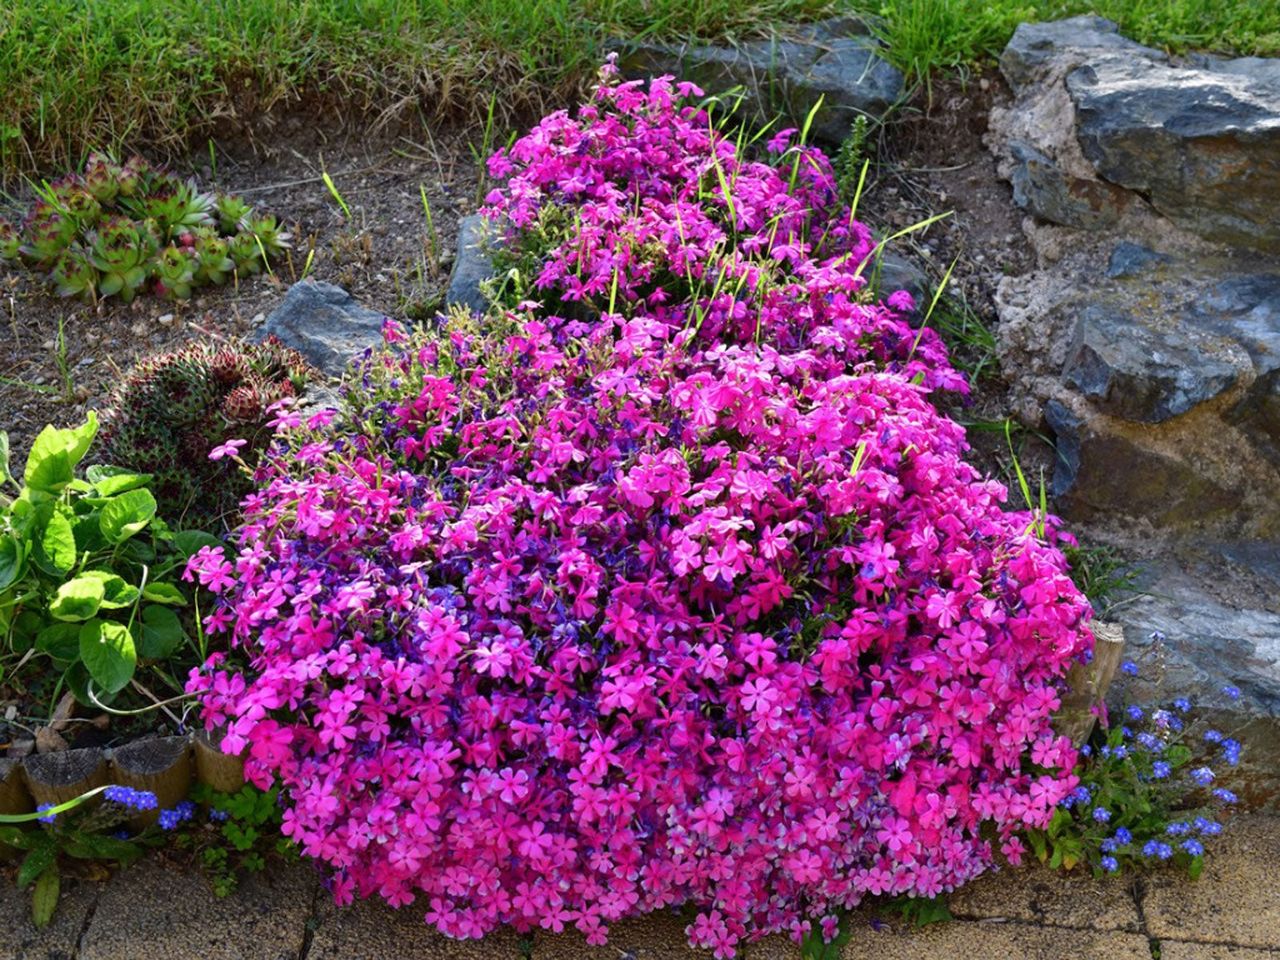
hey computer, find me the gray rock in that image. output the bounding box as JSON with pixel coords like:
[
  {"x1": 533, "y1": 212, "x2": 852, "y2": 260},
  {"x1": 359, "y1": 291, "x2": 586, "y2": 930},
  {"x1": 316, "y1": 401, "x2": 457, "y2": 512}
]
[
  {"x1": 252, "y1": 280, "x2": 386, "y2": 379},
  {"x1": 1062, "y1": 303, "x2": 1241, "y2": 422},
  {"x1": 618, "y1": 19, "x2": 903, "y2": 147},
  {"x1": 444, "y1": 214, "x2": 496, "y2": 315},
  {"x1": 1106, "y1": 241, "x2": 1171, "y2": 278},
  {"x1": 1008, "y1": 140, "x2": 1130, "y2": 229},
  {"x1": 1109, "y1": 543, "x2": 1280, "y2": 808},
  {"x1": 999, "y1": 16, "x2": 1164, "y2": 92},
  {"x1": 870, "y1": 251, "x2": 929, "y2": 310},
  {"x1": 1068, "y1": 56, "x2": 1280, "y2": 252},
  {"x1": 798, "y1": 36, "x2": 906, "y2": 145}
]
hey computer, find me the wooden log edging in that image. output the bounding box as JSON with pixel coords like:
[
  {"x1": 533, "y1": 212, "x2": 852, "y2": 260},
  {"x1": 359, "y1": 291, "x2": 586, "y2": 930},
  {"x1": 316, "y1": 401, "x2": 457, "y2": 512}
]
[
  {"x1": 2, "y1": 730, "x2": 246, "y2": 820},
  {"x1": 1054, "y1": 620, "x2": 1126, "y2": 747}
]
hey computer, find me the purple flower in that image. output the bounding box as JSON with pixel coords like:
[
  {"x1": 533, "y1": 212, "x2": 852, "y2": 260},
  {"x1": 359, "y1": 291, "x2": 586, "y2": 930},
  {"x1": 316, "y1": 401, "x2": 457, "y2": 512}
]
[{"x1": 1121, "y1": 661, "x2": 1139, "y2": 676}]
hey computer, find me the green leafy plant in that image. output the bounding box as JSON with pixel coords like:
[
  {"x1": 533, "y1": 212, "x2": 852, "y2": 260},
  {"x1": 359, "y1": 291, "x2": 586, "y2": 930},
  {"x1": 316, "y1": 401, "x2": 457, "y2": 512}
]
[
  {"x1": 0, "y1": 152, "x2": 290, "y2": 302},
  {"x1": 1025, "y1": 659, "x2": 1244, "y2": 879},
  {"x1": 97, "y1": 338, "x2": 310, "y2": 527},
  {"x1": 0, "y1": 415, "x2": 204, "y2": 710},
  {"x1": 178, "y1": 783, "x2": 294, "y2": 897}
]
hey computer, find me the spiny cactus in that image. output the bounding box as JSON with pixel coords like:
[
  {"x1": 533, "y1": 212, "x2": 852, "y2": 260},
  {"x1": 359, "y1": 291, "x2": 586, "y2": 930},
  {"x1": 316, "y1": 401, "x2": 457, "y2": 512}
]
[
  {"x1": 0, "y1": 152, "x2": 288, "y2": 304},
  {"x1": 97, "y1": 338, "x2": 311, "y2": 526}
]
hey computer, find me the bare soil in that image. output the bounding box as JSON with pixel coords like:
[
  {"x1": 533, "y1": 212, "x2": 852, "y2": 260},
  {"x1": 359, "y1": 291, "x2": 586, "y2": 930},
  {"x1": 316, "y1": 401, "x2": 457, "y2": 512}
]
[{"x1": 1, "y1": 120, "x2": 482, "y2": 462}]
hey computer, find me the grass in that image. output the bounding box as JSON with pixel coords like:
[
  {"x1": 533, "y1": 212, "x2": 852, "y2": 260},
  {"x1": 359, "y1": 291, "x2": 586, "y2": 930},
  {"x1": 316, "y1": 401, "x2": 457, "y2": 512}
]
[
  {"x1": 0, "y1": 0, "x2": 832, "y2": 184},
  {"x1": 0, "y1": 0, "x2": 1276, "y2": 183},
  {"x1": 854, "y1": 0, "x2": 1280, "y2": 79}
]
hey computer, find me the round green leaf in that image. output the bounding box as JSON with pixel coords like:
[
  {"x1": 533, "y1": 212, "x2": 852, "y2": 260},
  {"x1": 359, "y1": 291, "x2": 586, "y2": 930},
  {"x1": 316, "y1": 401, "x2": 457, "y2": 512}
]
[
  {"x1": 33, "y1": 506, "x2": 76, "y2": 576},
  {"x1": 141, "y1": 582, "x2": 187, "y2": 606},
  {"x1": 49, "y1": 575, "x2": 106, "y2": 622},
  {"x1": 99, "y1": 488, "x2": 157, "y2": 544},
  {"x1": 172, "y1": 529, "x2": 223, "y2": 559},
  {"x1": 78, "y1": 619, "x2": 136, "y2": 694},
  {"x1": 86, "y1": 465, "x2": 153, "y2": 497},
  {"x1": 0, "y1": 536, "x2": 25, "y2": 592},
  {"x1": 138, "y1": 604, "x2": 184, "y2": 659},
  {"x1": 78, "y1": 570, "x2": 140, "y2": 609},
  {"x1": 36, "y1": 623, "x2": 81, "y2": 663}
]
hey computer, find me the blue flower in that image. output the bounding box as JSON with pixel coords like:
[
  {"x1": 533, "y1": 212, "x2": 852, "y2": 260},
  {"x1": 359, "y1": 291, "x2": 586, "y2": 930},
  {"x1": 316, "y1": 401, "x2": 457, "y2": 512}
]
[
  {"x1": 1213, "y1": 788, "x2": 1238, "y2": 805},
  {"x1": 1113, "y1": 745, "x2": 1129, "y2": 759},
  {"x1": 1204, "y1": 729, "x2": 1223, "y2": 744},
  {"x1": 1072, "y1": 786, "x2": 1092, "y2": 805},
  {"x1": 1221, "y1": 739, "x2": 1242, "y2": 766},
  {"x1": 1114, "y1": 827, "x2": 1132, "y2": 845},
  {"x1": 1126, "y1": 705, "x2": 1144, "y2": 721},
  {"x1": 157, "y1": 800, "x2": 196, "y2": 831},
  {"x1": 36, "y1": 803, "x2": 56, "y2": 824},
  {"x1": 1093, "y1": 807, "x2": 1112, "y2": 823},
  {"x1": 1173, "y1": 698, "x2": 1191, "y2": 713},
  {"x1": 1165, "y1": 821, "x2": 1190, "y2": 836},
  {"x1": 1191, "y1": 767, "x2": 1215, "y2": 786},
  {"x1": 209, "y1": 808, "x2": 230, "y2": 822},
  {"x1": 1197, "y1": 819, "x2": 1223, "y2": 836},
  {"x1": 1120, "y1": 726, "x2": 1133, "y2": 740},
  {"x1": 103, "y1": 785, "x2": 159, "y2": 812},
  {"x1": 1080, "y1": 744, "x2": 1093, "y2": 757},
  {"x1": 1121, "y1": 661, "x2": 1139, "y2": 676},
  {"x1": 1222, "y1": 685, "x2": 1241, "y2": 700},
  {"x1": 1100, "y1": 856, "x2": 1119, "y2": 873},
  {"x1": 1100, "y1": 839, "x2": 1117, "y2": 853},
  {"x1": 1181, "y1": 839, "x2": 1205, "y2": 857},
  {"x1": 1137, "y1": 732, "x2": 1162, "y2": 752},
  {"x1": 1152, "y1": 760, "x2": 1172, "y2": 779}
]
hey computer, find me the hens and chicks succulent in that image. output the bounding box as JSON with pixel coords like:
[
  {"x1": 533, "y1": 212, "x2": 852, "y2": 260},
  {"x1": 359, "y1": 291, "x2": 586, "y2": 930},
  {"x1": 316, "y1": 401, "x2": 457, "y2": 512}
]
[{"x1": 0, "y1": 152, "x2": 289, "y2": 303}]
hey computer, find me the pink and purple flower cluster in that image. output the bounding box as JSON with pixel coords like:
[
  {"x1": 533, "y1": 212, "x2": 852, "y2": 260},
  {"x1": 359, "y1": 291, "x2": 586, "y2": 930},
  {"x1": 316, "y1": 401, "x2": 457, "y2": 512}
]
[{"x1": 187, "y1": 64, "x2": 1093, "y2": 956}]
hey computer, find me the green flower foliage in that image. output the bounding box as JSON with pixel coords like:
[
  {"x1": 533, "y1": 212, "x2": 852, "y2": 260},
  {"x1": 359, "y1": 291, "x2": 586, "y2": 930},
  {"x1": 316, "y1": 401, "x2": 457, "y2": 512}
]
[
  {"x1": 0, "y1": 152, "x2": 290, "y2": 303},
  {"x1": 0, "y1": 414, "x2": 203, "y2": 708}
]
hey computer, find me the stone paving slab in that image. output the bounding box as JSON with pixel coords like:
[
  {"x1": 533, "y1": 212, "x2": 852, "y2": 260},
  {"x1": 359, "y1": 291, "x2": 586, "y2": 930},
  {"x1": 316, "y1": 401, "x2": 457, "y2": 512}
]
[
  {"x1": 1144, "y1": 815, "x2": 1280, "y2": 951},
  {"x1": 535, "y1": 911, "x2": 704, "y2": 960},
  {"x1": 1162, "y1": 945, "x2": 1280, "y2": 959},
  {"x1": 949, "y1": 862, "x2": 1142, "y2": 932},
  {"x1": 0, "y1": 874, "x2": 98, "y2": 960},
  {"x1": 839, "y1": 921, "x2": 1151, "y2": 960},
  {"x1": 308, "y1": 897, "x2": 524, "y2": 960},
  {"x1": 77, "y1": 859, "x2": 315, "y2": 960}
]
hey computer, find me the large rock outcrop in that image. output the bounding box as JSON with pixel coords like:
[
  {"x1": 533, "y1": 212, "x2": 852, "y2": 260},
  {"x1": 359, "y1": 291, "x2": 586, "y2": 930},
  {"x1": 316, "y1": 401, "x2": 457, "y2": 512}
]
[{"x1": 616, "y1": 19, "x2": 904, "y2": 146}]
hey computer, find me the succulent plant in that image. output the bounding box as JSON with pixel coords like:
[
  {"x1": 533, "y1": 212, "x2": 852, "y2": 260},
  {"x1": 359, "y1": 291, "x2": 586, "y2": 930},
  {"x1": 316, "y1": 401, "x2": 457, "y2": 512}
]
[
  {"x1": 215, "y1": 195, "x2": 253, "y2": 234},
  {"x1": 242, "y1": 213, "x2": 292, "y2": 257},
  {"x1": 0, "y1": 218, "x2": 19, "y2": 260},
  {"x1": 192, "y1": 229, "x2": 235, "y2": 286},
  {"x1": 82, "y1": 152, "x2": 123, "y2": 203},
  {"x1": 154, "y1": 245, "x2": 196, "y2": 300},
  {"x1": 129, "y1": 178, "x2": 215, "y2": 239},
  {"x1": 0, "y1": 154, "x2": 287, "y2": 304},
  {"x1": 97, "y1": 338, "x2": 311, "y2": 525},
  {"x1": 20, "y1": 203, "x2": 79, "y2": 267},
  {"x1": 49, "y1": 248, "x2": 100, "y2": 302},
  {"x1": 87, "y1": 214, "x2": 159, "y2": 302}
]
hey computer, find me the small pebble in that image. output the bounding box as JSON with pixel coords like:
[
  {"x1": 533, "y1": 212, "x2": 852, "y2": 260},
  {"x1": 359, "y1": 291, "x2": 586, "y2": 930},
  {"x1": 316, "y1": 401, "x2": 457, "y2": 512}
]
[{"x1": 158, "y1": 313, "x2": 175, "y2": 326}]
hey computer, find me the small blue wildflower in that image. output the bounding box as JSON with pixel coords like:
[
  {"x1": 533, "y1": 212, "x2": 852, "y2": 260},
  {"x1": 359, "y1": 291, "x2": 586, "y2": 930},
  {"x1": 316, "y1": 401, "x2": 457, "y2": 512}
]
[
  {"x1": 1100, "y1": 855, "x2": 1119, "y2": 872},
  {"x1": 1181, "y1": 839, "x2": 1205, "y2": 857},
  {"x1": 1198, "y1": 820, "x2": 1223, "y2": 836},
  {"x1": 1093, "y1": 807, "x2": 1112, "y2": 823},
  {"x1": 1143, "y1": 840, "x2": 1160, "y2": 857},
  {"x1": 1121, "y1": 726, "x2": 1133, "y2": 740},
  {"x1": 1100, "y1": 745, "x2": 1113, "y2": 758},
  {"x1": 1213, "y1": 788, "x2": 1238, "y2": 805},
  {"x1": 1165, "y1": 821, "x2": 1190, "y2": 836},
  {"x1": 1204, "y1": 729, "x2": 1224, "y2": 744},
  {"x1": 1191, "y1": 767, "x2": 1215, "y2": 786},
  {"x1": 1114, "y1": 827, "x2": 1133, "y2": 845},
  {"x1": 36, "y1": 803, "x2": 56, "y2": 824},
  {"x1": 1127, "y1": 705, "x2": 1144, "y2": 721},
  {"x1": 103, "y1": 785, "x2": 159, "y2": 811},
  {"x1": 1173, "y1": 698, "x2": 1191, "y2": 713},
  {"x1": 1080, "y1": 744, "x2": 1093, "y2": 757},
  {"x1": 1113, "y1": 745, "x2": 1129, "y2": 759},
  {"x1": 1137, "y1": 732, "x2": 1162, "y2": 752},
  {"x1": 1222, "y1": 685, "x2": 1241, "y2": 700},
  {"x1": 209, "y1": 808, "x2": 230, "y2": 822},
  {"x1": 1100, "y1": 838, "x2": 1117, "y2": 853},
  {"x1": 1072, "y1": 786, "x2": 1092, "y2": 805},
  {"x1": 1121, "y1": 661, "x2": 1139, "y2": 676},
  {"x1": 1152, "y1": 760, "x2": 1172, "y2": 779},
  {"x1": 1221, "y1": 739, "x2": 1242, "y2": 766},
  {"x1": 157, "y1": 801, "x2": 195, "y2": 831},
  {"x1": 1155, "y1": 843, "x2": 1174, "y2": 860}
]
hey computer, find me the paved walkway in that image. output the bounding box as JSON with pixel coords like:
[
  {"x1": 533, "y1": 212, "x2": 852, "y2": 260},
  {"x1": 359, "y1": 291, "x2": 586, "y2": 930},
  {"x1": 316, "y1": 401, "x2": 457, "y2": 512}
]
[{"x1": 4, "y1": 816, "x2": 1278, "y2": 960}]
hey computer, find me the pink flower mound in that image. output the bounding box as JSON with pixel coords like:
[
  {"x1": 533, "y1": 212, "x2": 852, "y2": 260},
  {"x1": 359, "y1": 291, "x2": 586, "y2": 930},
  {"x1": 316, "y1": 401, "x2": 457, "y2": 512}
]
[{"x1": 187, "y1": 66, "x2": 1092, "y2": 957}]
